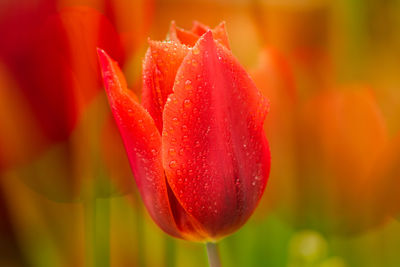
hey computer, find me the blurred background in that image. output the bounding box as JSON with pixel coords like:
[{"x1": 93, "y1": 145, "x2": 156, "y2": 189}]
[{"x1": 1, "y1": 0, "x2": 400, "y2": 266}]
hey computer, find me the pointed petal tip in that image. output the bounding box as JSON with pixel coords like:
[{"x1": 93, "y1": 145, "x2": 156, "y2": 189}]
[
  {"x1": 218, "y1": 21, "x2": 227, "y2": 27},
  {"x1": 96, "y1": 47, "x2": 104, "y2": 55},
  {"x1": 96, "y1": 47, "x2": 116, "y2": 76},
  {"x1": 201, "y1": 30, "x2": 214, "y2": 41},
  {"x1": 97, "y1": 47, "x2": 108, "y2": 65},
  {"x1": 193, "y1": 30, "x2": 216, "y2": 50}
]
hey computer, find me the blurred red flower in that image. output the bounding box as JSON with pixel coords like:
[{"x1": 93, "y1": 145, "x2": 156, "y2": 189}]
[
  {"x1": 98, "y1": 22, "x2": 270, "y2": 241},
  {"x1": 0, "y1": 2, "x2": 145, "y2": 200},
  {"x1": 0, "y1": 3, "x2": 124, "y2": 168}
]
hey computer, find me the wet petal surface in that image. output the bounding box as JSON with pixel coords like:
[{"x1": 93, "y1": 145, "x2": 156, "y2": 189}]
[
  {"x1": 98, "y1": 49, "x2": 182, "y2": 238},
  {"x1": 162, "y1": 32, "x2": 270, "y2": 239},
  {"x1": 141, "y1": 41, "x2": 189, "y2": 131}
]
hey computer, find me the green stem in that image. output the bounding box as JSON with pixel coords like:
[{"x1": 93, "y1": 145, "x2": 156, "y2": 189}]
[{"x1": 206, "y1": 242, "x2": 221, "y2": 267}]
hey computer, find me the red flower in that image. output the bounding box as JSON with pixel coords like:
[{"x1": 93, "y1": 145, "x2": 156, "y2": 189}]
[{"x1": 98, "y1": 22, "x2": 270, "y2": 241}]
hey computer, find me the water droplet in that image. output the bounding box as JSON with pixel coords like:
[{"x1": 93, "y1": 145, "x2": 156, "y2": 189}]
[
  {"x1": 185, "y1": 80, "x2": 192, "y2": 90},
  {"x1": 193, "y1": 47, "x2": 200, "y2": 55},
  {"x1": 172, "y1": 117, "x2": 179, "y2": 124},
  {"x1": 181, "y1": 125, "x2": 188, "y2": 132},
  {"x1": 169, "y1": 148, "x2": 176, "y2": 156},
  {"x1": 176, "y1": 169, "x2": 182, "y2": 176},
  {"x1": 179, "y1": 148, "x2": 184, "y2": 155},
  {"x1": 183, "y1": 99, "x2": 192, "y2": 108},
  {"x1": 169, "y1": 160, "x2": 177, "y2": 168}
]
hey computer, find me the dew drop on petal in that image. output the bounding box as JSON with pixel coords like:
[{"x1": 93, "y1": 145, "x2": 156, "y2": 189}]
[
  {"x1": 169, "y1": 160, "x2": 177, "y2": 168},
  {"x1": 192, "y1": 47, "x2": 200, "y2": 55},
  {"x1": 169, "y1": 148, "x2": 176, "y2": 156},
  {"x1": 183, "y1": 99, "x2": 192, "y2": 108},
  {"x1": 185, "y1": 80, "x2": 192, "y2": 90}
]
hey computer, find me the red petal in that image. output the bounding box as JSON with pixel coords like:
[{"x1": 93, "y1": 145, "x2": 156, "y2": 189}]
[
  {"x1": 169, "y1": 21, "x2": 230, "y2": 49},
  {"x1": 191, "y1": 21, "x2": 230, "y2": 49},
  {"x1": 162, "y1": 32, "x2": 270, "y2": 239},
  {"x1": 97, "y1": 48, "x2": 182, "y2": 238},
  {"x1": 191, "y1": 21, "x2": 208, "y2": 36},
  {"x1": 168, "y1": 21, "x2": 200, "y2": 47},
  {"x1": 141, "y1": 41, "x2": 189, "y2": 132},
  {"x1": 211, "y1": 22, "x2": 231, "y2": 50}
]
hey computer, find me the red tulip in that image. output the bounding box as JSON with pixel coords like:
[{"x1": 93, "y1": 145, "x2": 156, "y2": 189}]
[{"x1": 98, "y1": 22, "x2": 270, "y2": 241}]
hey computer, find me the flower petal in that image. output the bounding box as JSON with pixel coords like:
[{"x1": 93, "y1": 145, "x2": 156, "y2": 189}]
[
  {"x1": 162, "y1": 31, "x2": 270, "y2": 239},
  {"x1": 168, "y1": 21, "x2": 200, "y2": 46},
  {"x1": 141, "y1": 41, "x2": 189, "y2": 132},
  {"x1": 210, "y1": 22, "x2": 231, "y2": 50},
  {"x1": 97, "y1": 48, "x2": 182, "y2": 238},
  {"x1": 191, "y1": 21, "x2": 230, "y2": 49},
  {"x1": 169, "y1": 21, "x2": 230, "y2": 49},
  {"x1": 191, "y1": 21, "x2": 208, "y2": 35}
]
